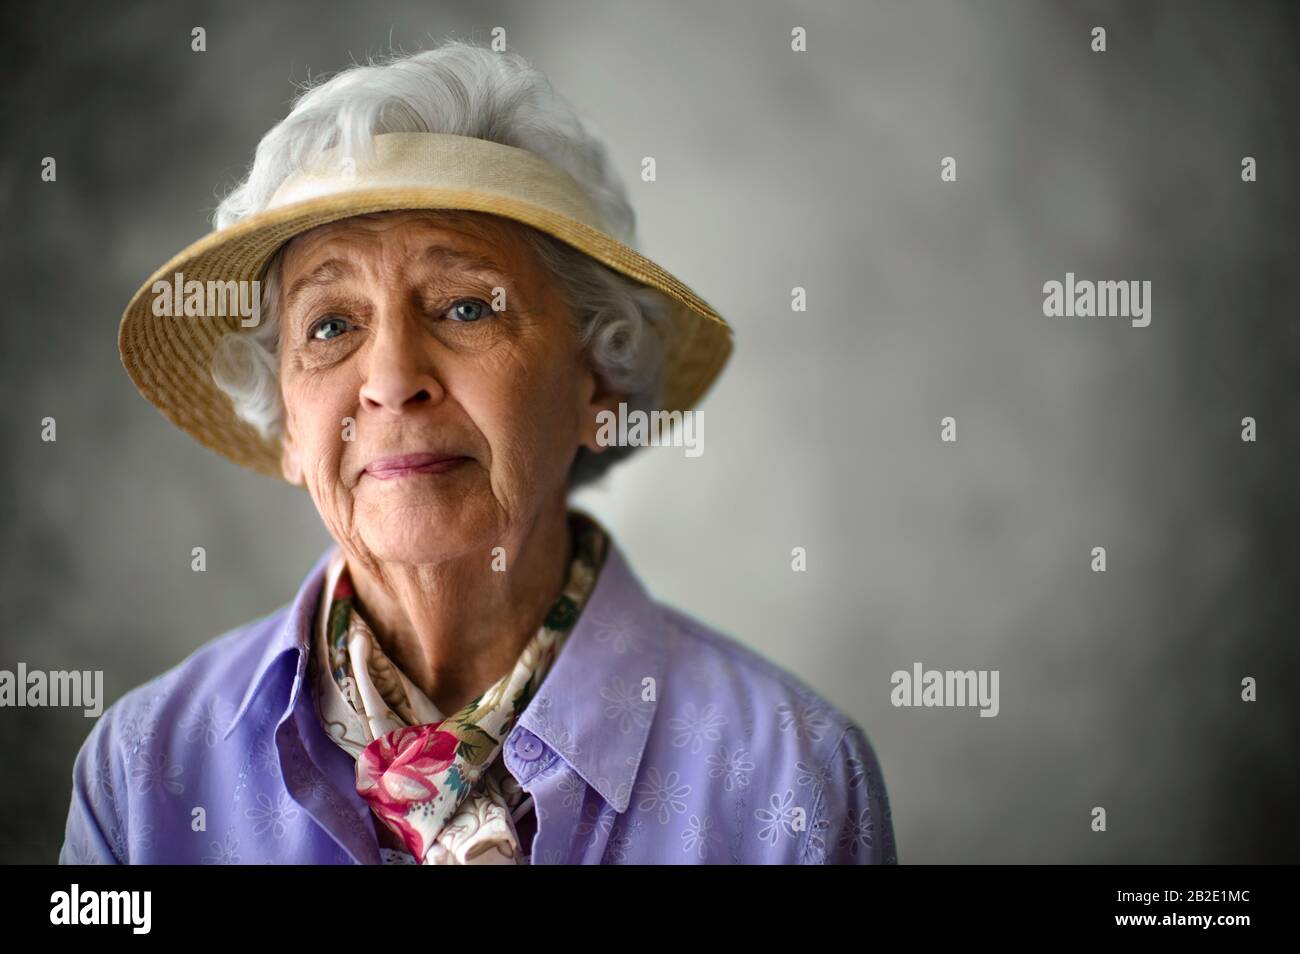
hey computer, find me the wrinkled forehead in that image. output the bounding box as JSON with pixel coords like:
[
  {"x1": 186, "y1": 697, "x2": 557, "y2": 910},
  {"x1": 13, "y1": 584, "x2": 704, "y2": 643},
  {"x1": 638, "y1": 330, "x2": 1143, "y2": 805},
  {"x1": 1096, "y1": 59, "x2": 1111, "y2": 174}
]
[{"x1": 278, "y1": 208, "x2": 534, "y2": 279}]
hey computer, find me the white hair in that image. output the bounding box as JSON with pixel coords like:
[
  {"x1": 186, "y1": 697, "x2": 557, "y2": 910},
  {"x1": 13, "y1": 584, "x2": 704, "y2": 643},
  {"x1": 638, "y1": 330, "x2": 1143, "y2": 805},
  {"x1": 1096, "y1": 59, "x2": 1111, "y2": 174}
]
[{"x1": 209, "y1": 40, "x2": 670, "y2": 488}]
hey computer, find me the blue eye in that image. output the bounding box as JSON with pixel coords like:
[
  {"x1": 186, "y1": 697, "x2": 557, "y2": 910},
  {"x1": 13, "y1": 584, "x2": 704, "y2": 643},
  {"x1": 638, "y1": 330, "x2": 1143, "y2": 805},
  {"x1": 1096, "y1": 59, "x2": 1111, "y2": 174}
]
[
  {"x1": 310, "y1": 316, "x2": 349, "y2": 341},
  {"x1": 448, "y1": 298, "x2": 489, "y2": 322}
]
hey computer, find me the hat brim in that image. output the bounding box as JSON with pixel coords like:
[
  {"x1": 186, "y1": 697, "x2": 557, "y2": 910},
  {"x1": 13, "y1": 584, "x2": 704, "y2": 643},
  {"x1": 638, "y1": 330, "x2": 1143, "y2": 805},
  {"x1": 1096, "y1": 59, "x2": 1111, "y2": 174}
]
[{"x1": 118, "y1": 186, "x2": 733, "y2": 480}]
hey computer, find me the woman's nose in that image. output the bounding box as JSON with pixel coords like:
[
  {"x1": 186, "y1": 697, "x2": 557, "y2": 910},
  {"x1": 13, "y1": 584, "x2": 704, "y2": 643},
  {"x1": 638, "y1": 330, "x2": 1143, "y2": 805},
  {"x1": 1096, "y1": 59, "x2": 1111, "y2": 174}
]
[{"x1": 358, "y1": 310, "x2": 444, "y2": 414}]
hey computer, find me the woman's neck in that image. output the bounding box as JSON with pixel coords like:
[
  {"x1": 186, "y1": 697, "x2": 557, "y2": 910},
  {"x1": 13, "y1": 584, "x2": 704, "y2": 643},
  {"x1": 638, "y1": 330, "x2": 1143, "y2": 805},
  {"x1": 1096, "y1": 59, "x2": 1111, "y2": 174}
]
[{"x1": 341, "y1": 503, "x2": 574, "y2": 715}]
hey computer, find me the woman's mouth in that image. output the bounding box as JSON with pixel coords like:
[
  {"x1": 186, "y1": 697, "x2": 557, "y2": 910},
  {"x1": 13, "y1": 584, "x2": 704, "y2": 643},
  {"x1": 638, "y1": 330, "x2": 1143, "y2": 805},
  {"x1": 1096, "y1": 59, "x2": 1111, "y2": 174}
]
[{"x1": 364, "y1": 453, "x2": 470, "y2": 480}]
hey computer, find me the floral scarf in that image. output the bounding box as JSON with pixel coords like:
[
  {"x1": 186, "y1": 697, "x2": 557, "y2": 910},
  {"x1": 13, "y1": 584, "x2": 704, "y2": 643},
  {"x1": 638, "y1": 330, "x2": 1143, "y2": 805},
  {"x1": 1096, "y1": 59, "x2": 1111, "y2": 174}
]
[{"x1": 308, "y1": 510, "x2": 608, "y2": 865}]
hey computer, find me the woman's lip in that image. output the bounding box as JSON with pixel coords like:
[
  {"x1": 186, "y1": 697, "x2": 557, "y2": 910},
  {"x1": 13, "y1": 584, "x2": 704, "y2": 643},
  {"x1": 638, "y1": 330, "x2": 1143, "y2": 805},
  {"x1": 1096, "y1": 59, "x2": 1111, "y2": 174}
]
[{"x1": 364, "y1": 454, "x2": 469, "y2": 479}]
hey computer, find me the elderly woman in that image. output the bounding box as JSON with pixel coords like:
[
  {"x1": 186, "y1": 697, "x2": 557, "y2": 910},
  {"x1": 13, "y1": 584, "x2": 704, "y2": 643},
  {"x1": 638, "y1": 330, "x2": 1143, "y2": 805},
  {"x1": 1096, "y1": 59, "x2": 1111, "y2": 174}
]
[{"x1": 60, "y1": 41, "x2": 894, "y2": 865}]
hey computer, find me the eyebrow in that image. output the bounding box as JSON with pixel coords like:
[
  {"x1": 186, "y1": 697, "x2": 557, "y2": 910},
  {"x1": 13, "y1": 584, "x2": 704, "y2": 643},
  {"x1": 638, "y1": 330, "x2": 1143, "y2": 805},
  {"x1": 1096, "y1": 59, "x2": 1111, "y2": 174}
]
[
  {"x1": 284, "y1": 259, "x2": 354, "y2": 312},
  {"x1": 283, "y1": 245, "x2": 509, "y2": 312}
]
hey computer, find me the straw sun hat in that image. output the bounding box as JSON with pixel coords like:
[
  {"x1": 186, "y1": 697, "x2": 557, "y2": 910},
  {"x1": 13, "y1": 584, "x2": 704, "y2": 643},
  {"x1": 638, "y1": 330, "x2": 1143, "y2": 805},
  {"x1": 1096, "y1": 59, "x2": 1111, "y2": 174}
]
[{"x1": 117, "y1": 131, "x2": 734, "y2": 480}]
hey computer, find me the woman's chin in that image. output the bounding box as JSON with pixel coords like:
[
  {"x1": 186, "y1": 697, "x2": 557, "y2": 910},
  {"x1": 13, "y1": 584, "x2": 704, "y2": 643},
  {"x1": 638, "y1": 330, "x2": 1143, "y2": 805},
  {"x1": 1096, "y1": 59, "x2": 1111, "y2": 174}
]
[{"x1": 355, "y1": 506, "x2": 497, "y2": 567}]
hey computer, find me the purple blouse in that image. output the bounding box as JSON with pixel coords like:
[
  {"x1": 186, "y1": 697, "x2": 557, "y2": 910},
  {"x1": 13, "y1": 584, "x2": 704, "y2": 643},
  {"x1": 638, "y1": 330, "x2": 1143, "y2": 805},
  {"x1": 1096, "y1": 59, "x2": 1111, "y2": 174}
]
[{"x1": 59, "y1": 534, "x2": 896, "y2": 864}]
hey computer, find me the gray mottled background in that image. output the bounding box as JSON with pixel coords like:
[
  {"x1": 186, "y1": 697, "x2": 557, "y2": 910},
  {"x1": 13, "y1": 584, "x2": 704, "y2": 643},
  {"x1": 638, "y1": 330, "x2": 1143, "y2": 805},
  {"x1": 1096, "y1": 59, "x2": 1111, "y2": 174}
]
[{"x1": 1, "y1": 0, "x2": 1297, "y2": 864}]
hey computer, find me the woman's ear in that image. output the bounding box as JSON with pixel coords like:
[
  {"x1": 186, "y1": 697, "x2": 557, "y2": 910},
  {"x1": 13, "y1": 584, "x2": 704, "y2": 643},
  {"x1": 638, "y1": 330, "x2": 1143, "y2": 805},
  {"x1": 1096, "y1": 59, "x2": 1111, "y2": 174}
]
[
  {"x1": 579, "y1": 367, "x2": 626, "y2": 455},
  {"x1": 279, "y1": 428, "x2": 305, "y2": 485}
]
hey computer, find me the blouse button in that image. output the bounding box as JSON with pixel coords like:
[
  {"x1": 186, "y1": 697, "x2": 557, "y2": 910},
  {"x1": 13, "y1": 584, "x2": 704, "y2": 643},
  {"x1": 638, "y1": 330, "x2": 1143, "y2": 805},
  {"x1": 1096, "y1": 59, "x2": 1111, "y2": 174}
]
[{"x1": 515, "y1": 731, "x2": 544, "y2": 762}]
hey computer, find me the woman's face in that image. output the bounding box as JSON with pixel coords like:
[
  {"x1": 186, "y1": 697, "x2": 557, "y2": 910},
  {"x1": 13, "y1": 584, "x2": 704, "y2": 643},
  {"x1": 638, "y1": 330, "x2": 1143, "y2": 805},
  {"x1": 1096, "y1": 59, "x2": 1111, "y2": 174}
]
[{"x1": 276, "y1": 209, "x2": 615, "y2": 566}]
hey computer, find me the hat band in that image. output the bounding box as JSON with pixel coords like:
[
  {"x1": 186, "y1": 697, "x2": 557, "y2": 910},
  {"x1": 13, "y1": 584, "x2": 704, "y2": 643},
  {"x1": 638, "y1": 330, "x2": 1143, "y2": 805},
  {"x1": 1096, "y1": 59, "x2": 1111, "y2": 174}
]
[{"x1": 266, "y1": 132, "x2": 608, "y2": 234}]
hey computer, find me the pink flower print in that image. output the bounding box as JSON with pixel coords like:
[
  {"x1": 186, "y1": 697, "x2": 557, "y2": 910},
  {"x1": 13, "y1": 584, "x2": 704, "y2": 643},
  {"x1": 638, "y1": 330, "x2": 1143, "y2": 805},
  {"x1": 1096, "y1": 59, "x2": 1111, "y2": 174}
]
[
  {"x1": 355, "y1": 723, "x2": 459, "y2": 858},
  {"x1": 357, "y1": 723, "x2": 459, "y2": 810}
]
